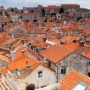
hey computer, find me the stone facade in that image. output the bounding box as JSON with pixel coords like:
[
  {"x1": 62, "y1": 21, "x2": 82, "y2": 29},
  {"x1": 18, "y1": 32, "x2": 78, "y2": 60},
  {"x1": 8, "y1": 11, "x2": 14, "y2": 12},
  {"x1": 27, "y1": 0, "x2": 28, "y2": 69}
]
[
  {"x1": 56, "y1": 52, "x2": 89, "y2": 81},
  {"x1": 10, "y1": 26, "x2": 28, "y2": 38},
  {"x1": 10, "y1": 12, "x2": 40, "y2": 22},
  {"x1": 75, "y1": 8, "x2": 89, "y2": 18},
  {"x1": 40, "y1": 52, "x2": 90, "y2": 82},
  {"x1": 10, "y1": 13, "x2": 22, "y2": 22},
  {"x1": 0, "y1": 60, "x2": 9, "y2": 67},
  {"x1": 61, "y1": 4, "x2": 80, "y2": 10}
]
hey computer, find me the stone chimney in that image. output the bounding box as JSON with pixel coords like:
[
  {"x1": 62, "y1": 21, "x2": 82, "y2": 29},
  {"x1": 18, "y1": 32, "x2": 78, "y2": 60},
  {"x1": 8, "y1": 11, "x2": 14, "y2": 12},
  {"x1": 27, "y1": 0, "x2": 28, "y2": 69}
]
[{"x1": 10, "y1": 47, "x2": 16, "y2": 62}]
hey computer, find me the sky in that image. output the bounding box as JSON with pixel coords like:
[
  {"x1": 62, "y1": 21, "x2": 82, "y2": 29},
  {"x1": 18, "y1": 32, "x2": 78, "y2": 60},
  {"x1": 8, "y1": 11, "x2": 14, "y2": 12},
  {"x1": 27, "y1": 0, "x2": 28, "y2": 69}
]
[{"x1": 0, "y1": 0, "x2": 89, "y2": 9}]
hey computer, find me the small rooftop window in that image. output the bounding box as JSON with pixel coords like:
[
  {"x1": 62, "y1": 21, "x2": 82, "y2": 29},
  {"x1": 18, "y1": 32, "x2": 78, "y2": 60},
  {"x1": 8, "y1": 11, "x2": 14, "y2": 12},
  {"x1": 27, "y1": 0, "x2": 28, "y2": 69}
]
[{"x1": 72, "y1": 82, "x2": 88, "y2": 90}]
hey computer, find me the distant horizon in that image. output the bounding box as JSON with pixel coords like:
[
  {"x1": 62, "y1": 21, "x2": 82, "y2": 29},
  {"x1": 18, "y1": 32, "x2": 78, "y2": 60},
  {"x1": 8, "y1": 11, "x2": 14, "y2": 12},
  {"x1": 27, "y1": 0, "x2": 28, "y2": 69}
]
[{"x1": 0, "y1": 0, "x2": 89, "y2": 9}]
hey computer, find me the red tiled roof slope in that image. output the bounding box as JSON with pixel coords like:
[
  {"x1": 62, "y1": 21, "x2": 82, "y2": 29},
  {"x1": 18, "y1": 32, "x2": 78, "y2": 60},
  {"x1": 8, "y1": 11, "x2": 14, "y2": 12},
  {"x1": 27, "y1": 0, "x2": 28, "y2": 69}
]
[
  {"x1": 59, "y1": 70, "x2": 90, "y2": 90},
  {"x1": 40, "y1": 45, "x2": 73, "y2": 63}
]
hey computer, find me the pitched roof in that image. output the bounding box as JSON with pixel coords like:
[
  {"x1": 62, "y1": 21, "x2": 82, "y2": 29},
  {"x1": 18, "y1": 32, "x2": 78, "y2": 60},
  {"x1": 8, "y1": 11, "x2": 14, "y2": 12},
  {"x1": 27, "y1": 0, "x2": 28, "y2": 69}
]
[
  {"x1": 59, "y1": 70, "x2": 90, "y2": 90},
  {"x1": 22, "y1": 64, "x2": 54, "y2": 79},
  {"x1": 78, "y1": 48, "x2": 90, "y2": 59},
  {"x1": 82, "y1": 29, "x2": 90, "y2": 35},
  {"x1": 27, "y1": 49, "x2": 40, "y2": 58},
  {"x1": 61, "y1": 4, "x2": 80, "y2": 6},
  {"x1": 75, "y1": 8, "x2": 89, "y2": 12},
  {"x1": 63, "y1": 42, "x2": 80, "y2": 51},
  {"x1": 40, "y1": 45, "x2": 73, "y2": 63},
  {"x1": 16, "y1": 46, "x2": 27, "y2": 59},
  {"x1": 61, "y1": 24, "x2": 80, "y2": 31},
  {"x1": 7, "y1": 54, "x2": 41, "y2": 71},
  {"x1": 0, "y1": 55, "x2": 10, "y2": 63},
  {"x1": 1, "y1": 67, "x2": 8, "y2": 76}
]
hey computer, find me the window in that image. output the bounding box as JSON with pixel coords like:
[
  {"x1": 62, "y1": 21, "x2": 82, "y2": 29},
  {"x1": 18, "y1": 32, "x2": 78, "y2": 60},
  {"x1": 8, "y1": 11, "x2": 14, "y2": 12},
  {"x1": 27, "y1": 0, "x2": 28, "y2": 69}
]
[
  {"x1": 88, "y1": 62, "x2": 90, "y2": 65},
  {"x1": 61, "y1": 68, "x2": 66, "y2": 74},
  {"x1": 48, "y1": 61, "x2": 51, "y2": 67},
  {"x1": 31, "y1": 46, "x2": 33, "y2": 50},
  {"x1": 72, "y1": 82, "x2": 88, "y2": 90},
  {"x1": 88, "y1": 72, "x2": 90, "y2": 77},
  {"x1": 36, "y1": 48, "x2": 38, "y2": 53},
  {"x1": 38, "y1": 71, "x2": 42, "y2": 78}
]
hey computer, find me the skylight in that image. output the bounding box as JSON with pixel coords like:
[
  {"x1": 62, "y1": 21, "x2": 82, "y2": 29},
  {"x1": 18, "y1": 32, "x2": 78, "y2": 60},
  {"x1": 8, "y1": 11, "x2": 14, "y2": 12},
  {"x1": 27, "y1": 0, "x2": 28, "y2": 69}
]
[{"x1": 72, "y1": 82, "x2": 88, "y2": 90}]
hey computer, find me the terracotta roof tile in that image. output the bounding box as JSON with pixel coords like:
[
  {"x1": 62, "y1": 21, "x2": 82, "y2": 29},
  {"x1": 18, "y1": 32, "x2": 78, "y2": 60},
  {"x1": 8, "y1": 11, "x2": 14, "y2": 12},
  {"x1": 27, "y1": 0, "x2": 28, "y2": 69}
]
[
  {"x1": 61, "y1": 4, "x2": 80, "y2": 6},
  {"x1": 40, "y1": 45, "x2": 73, "y2": 63},
  {"x1": 50, "y1": 39, "x2": 60, "y2": 45},
  {"x1": 3, "y1": 39, "x2": 16, "y2": 45},
  {"x1": 82, "y1": 29, "x2": 90, "y2": 35},
  {"x1": 22, "y1": 64, "x2": 54, "y2": 79},
  {"x1": 7, "y1": 54, "x2": 42, "y2": 71},
  {"x1": 63, "y1": 42, "x2": 80, "y2": 50},
  {"x1": 78, "y1": 48, "x2": 90, "y2": 59},
  {"x1": 59, "y1": 70, "x2": 90, "y2": 90},
  {"x1": 22, "y1": 63, "x2": 40, "y2": 78},
  {"x1": 16, "y1": 47, "x2": 27, "y2": 59},
  {"x1": 44, "y1": 22, "x2": 59, "y2": 27},
  {"x1": 1, "y1": 67, "x2": 8, "y2": 76},
  {"x1": 61, "y1": 24, "x2": 80, "y2": 31},
  {"x1": 35, "y1": 36, "x2": 46, "y2": 42},
  {"x1": 27, "y1": 49, "x2": 40, "y2": 58},
  {"x1": 0, "y1": 55, "x2": 10, "y2": 63}
]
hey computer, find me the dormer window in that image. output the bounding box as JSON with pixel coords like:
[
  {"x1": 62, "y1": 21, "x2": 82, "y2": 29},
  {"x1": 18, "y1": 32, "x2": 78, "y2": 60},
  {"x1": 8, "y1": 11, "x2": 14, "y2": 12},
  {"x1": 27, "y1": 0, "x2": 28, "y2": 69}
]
[{"x1": 72, "y1": 82, "x2": 88, "y2": 90}]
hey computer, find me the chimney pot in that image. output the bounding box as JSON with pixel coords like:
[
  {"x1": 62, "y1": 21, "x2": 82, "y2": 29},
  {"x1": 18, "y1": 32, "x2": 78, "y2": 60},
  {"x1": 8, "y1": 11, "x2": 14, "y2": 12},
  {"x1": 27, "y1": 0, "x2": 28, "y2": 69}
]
[{"x1": 21, "y1": 50, "x2": 25, "y2": 53}]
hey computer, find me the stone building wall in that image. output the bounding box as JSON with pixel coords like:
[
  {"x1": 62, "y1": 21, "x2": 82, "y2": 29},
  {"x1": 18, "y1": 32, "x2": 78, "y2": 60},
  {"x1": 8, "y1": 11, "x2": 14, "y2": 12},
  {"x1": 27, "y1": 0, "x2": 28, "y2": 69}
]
[
  {"x1": 57, "y1": 52, "x2": 89, "y2": 80},
  {"x1": 0, "y1": 60, "x2": 9, "y2": 67}
]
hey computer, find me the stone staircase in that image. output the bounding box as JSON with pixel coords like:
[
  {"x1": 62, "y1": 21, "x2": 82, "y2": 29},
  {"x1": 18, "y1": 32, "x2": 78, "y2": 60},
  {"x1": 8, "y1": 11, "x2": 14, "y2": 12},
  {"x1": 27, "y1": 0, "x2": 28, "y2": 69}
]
[{"x1": 0, "y1": 80, "x2": 14, "y2": 90}]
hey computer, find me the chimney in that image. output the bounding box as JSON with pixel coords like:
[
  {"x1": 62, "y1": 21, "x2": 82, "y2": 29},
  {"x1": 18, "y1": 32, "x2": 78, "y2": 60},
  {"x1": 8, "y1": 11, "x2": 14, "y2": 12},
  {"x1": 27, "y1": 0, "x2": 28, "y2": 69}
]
[
  {"x1": 25, "y1": 61, "x2": 30, "y2": 73},
  {"x1": 82, "y1": 51, "x2": 84, "y2": 55},
  {"x1": 21, "y1": 50, "x2": 25, "y2": 54},
  {"x1": 79, "y1": 40, "x2": 85, "y2": 47},
  {"x1": 43, "y1": 37, "x2": 47, "y2": 42},
  {"x1": 26, "y1": 61, "x2": 29, "y2": 67},
  {"x1": 60, "y1": 38, "x2": 66, "y2": 44},
  {"x1": 10, "y1": 47, "x2": 16, "y2": 62},
  {"x1": 28, "y1": 43, "x2": 31, "y2": 48},
  {"x1": 43, "y1": 58, "x2": 48, "y2": 66},
  {"x1": 48, "y1": 44, "x2": 50, "y2": 48}
]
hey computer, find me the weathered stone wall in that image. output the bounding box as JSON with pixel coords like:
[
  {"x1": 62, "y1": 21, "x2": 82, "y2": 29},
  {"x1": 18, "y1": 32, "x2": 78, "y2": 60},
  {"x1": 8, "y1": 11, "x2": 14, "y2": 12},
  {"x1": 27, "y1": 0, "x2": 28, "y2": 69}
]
[
  {"x1": 28, "y1": 33, "x2": 45, "y2": 39},
  {"x1": 0, "y1": 60, "x2": 9, "y2": 67},
  {"x1": 57, "y1": 52, "x2": 89, "y2": 80}
]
